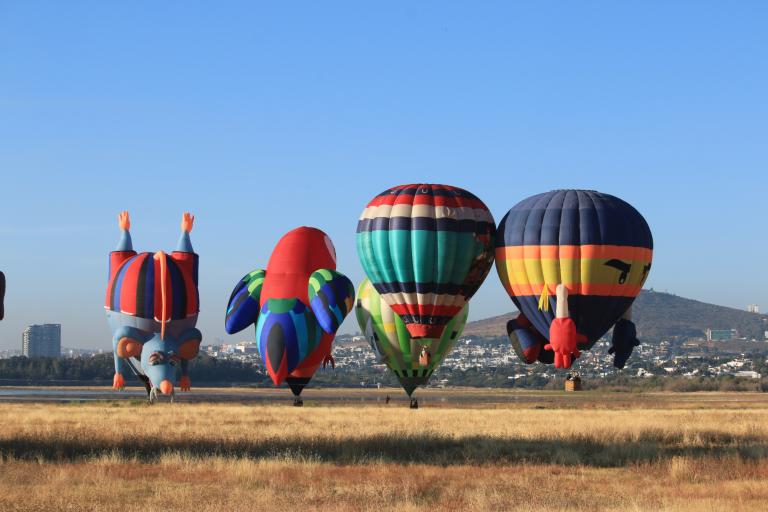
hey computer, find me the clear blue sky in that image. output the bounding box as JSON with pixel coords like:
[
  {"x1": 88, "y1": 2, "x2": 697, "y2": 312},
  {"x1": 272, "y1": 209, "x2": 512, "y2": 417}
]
[{"x1": 1, "y1": 1, "x2": 766, "y2": 350}]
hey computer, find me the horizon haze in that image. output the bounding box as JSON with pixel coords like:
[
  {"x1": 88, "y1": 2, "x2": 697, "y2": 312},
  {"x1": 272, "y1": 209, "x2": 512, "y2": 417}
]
[{"x1": 1, "y1": 2, "x2": 766, "y2": 350}]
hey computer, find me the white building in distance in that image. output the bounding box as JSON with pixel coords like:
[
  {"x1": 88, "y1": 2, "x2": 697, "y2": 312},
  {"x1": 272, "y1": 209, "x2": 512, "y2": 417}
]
[{"x1": 22, "y1": 324, "x2": 61, "y2": 358}]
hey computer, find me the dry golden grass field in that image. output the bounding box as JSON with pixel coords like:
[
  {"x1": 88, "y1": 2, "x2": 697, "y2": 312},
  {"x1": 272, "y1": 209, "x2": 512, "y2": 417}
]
[{"x1": 1, "y1": 389, "x2": 767, "y2": 511}]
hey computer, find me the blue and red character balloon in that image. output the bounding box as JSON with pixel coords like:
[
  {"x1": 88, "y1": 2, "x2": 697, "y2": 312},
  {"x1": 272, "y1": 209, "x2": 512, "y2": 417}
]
[
  {"x1": 225, "y1": 227, "x2": 355, "y2": 394},
  {"x1": 495, "y1": 190, "x2": 653, "y2": 369},
  {"x1": 105, "y1": 212, "x2": 202, "y2": 400}
]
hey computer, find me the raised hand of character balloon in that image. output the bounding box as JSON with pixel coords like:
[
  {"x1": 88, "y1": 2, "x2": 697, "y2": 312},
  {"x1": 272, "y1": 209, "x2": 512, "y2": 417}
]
[
  {"x1": 181, "y1": 212, "x2": 194, "y2": 232},
  {"x1": 118, "y1": 211, "x2": 130, "y2": 231}
]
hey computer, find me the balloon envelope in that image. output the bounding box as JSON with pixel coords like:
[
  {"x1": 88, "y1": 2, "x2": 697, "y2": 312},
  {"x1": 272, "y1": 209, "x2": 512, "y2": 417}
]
[
  {"x1": 356, "y1": 278, "x2": 468, "y2": 396},
  {"x1": 356, "y1": 184, "x2": 494, "y2": 339},
  {"x1": 495, "y1": 189, "x2": 653, "y2": 351},
  {"x1": 225, "y1": 227, "x2": 354, "y2": 388},
  {"x1": 105, "y1": 212, "x2": 202, "y2": 395}
]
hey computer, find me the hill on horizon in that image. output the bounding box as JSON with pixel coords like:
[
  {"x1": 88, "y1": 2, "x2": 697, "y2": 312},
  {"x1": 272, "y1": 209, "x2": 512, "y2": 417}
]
[{"x1": 462, "y1": 290, "x2": 768, "y2": 341}]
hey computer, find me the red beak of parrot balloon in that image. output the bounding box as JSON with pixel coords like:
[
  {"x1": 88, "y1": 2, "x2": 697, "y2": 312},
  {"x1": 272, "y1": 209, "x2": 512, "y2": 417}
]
[
  {"x1": 225, "y1": 227, "x2": 355, "y2": 389},
  {"x1": 495, "y1": 190, "x2": 653, "y2": 370}
]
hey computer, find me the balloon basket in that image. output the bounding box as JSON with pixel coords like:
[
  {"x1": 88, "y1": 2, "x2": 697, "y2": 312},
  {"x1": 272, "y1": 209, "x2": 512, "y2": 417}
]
[
  {"x1": 565, "y1": 372, "x2": 582, "y2": 392},
  {"x1": 409, "y1": 398, "x2": 418, "y2": 409},
  {"x1": 293, "y1": 398, "x2": 304, "y2": 407}
]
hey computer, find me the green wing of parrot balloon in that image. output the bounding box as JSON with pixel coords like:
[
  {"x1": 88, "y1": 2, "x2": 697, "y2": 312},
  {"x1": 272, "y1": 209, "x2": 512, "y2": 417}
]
[{"x1": 355, "y1": 278, "x2": 468, "y2": 397}]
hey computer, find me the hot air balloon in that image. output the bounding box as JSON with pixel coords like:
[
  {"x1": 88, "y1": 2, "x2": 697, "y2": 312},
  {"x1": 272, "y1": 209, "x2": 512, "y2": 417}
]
[
  {"x1": 356, "y1": 278, "x2": 468, "y2": 408},
  {"x1": 106, "y1": 212, "x2": 202, "y2": 403},
  {"x1": 225, "y1": 227, "x2": 355, "y2": 405},
  {"x1": 356, "y1": 184, "x2": 495, "y2": 340},
  {"x1": 495, "y1": 190, "x2": 653, "y2": 369},
  {"x1": 0, "y1": 271, "x2": 5, "y2": 321}
]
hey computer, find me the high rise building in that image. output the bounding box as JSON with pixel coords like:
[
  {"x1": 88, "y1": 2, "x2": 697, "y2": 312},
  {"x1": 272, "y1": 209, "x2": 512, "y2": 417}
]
[
  {"x1": 22, "y1": 324, "x2": 61, "y2": 357},
  {"x1": 706, "y1": 328, "x2": 736, "y2": 342},
  {"x1": 747, "y1": 304, "x2": 759, "y2": 314}
]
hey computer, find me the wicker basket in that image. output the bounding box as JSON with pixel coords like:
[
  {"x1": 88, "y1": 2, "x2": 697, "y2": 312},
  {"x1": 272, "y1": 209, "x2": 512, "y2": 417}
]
[{"x1": 565, "y1": 377, "x2": 582, "y2": 392}]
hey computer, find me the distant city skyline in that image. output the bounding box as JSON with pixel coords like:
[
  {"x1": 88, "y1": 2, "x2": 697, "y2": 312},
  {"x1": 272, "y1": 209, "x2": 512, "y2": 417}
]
[{"x1": 1, "y1": 2, "x2": 767, "y2": 350}]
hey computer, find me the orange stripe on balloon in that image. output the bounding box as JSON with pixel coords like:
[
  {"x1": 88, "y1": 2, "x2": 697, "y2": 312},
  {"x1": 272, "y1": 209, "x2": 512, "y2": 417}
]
[
  {"x1": 154, "y1": 251, "x2": 168, "y2": 340},
  {"x1": 504, "y1": 282, "x2": 642, "y2": 297},
  {"x1": 495, "y1": 245, "x2": 652, "y2": 261}
]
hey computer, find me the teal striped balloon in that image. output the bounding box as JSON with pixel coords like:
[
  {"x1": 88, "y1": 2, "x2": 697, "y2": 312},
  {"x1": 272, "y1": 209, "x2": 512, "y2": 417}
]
[{"x1": 356, "y1": 184, "x2": 494, "y2": 340}]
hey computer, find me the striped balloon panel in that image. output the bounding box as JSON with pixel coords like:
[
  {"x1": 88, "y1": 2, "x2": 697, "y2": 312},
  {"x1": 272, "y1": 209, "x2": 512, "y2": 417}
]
[
  {"x1": 355, "y1": 278, "x2": 412, "y2": 373},
  {"x1": 355, "y1": 278, "x2": 468, "y2": 390},
  {"x1": 255, "y1": 298, "x2": 323, "y2": 385},
  {"x1": 105, "y1": 251, "x2": 199, "y2": 321},
  {"x1": 356, "y1": 184, "x2": 494, "y2": 338},
  {"x1": 170, "y1": 251, "x2": 199, "y2": 289},
  {"x1": 495, "y1": 190, "x2": 653, "y2": 345}
]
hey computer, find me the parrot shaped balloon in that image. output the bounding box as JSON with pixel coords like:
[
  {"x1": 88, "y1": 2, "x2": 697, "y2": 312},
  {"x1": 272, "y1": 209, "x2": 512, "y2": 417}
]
[
  {"x1": 105, "y1": 212, "x2": 202, "y2": 402},
  {"x1": 356, "y1": 278, "x2": 468, "y2": 401},
  {"x1": 356, "y1": 184, "x2": 495, "y2": 340},
  {"x1": 225, "y1": 227, "x2": 355, "y2": 400},
  {"x1": 495, "y1": 190, "x2": 653, "y2": 369}
]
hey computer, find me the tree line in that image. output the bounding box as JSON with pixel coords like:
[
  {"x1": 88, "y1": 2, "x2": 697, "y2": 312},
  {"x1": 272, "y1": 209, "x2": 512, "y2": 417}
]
[
  {"x1": 0, "y1": 354, "x2": 765, "y2": 391},
  {"x1": 0, "y1": 354, "x2": 266, "y2": 384}
]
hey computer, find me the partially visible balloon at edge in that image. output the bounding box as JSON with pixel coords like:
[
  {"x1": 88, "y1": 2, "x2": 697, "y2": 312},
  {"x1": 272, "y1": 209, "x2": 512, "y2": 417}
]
[{"x1": 0, "y1": 271, "x2": 5, "y2": 321}]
